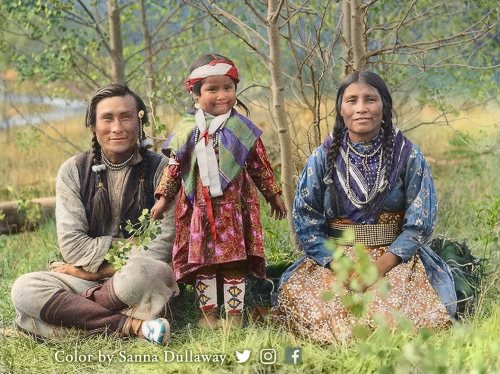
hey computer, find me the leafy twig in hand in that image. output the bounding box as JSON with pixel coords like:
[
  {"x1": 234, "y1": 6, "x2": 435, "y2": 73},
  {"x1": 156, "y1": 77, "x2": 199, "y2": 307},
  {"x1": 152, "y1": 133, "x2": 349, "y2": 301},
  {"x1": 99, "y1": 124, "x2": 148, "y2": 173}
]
[{"x1": 104, "y1": 209, "x2": 161, "y2": 270}]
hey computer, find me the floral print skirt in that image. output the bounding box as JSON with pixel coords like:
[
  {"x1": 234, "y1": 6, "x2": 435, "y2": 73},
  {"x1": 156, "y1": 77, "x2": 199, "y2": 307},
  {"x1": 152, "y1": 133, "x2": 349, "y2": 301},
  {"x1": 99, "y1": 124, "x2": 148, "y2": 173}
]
[{"x1": 273, "y1": 247, "x2": 452, "y2": 344}]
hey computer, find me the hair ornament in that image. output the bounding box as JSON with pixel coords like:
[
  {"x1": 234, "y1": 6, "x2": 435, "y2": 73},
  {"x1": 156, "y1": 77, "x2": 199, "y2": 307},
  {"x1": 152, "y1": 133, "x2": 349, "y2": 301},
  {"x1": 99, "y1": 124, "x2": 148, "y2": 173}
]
[
  {"x1": 185, "y1": 58, "x2": 239, "y2": 93},
  {"x1": 92, "y1": 164, "x2": 106, "y2": 173},
  {"x1": 140, "y1": 138, "x2": 153, "y2": 148}
]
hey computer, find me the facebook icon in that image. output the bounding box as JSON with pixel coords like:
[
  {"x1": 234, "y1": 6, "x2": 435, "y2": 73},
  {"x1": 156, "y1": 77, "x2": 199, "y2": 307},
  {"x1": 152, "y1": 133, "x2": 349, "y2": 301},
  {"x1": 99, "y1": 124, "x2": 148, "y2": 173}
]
[{"x1": 284, "y1": 347, "x2": 302, "y2": 365}]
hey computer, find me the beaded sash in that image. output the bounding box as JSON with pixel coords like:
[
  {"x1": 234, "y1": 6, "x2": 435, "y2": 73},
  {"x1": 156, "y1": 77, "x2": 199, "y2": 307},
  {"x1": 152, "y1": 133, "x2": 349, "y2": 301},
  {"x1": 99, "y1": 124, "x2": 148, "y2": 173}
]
[{"x1": 328, "y1": 212, "x2": 404, "y2": 247}]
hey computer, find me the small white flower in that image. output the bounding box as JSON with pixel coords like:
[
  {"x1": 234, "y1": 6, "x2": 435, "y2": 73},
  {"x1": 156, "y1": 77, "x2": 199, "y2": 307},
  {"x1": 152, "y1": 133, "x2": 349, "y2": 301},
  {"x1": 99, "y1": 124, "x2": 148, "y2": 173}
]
[{"x1": 414, "y1": 196, "x2": 422, "y2": 208}]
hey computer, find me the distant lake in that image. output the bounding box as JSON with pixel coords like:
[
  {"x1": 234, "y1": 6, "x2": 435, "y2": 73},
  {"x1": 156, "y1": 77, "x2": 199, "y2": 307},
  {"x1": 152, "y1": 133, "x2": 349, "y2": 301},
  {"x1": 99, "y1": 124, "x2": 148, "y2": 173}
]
[{"x1": 0, "y1": 92, "x2": 85, "y2": 130}]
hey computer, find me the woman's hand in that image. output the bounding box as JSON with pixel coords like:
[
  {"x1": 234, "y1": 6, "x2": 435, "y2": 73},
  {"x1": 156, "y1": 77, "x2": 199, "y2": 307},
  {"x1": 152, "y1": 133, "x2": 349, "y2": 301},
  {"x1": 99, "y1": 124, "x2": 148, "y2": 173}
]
[
  {"x1": 345, "y1": 270, "x2": 378, "y2": 293},
  {"x1": 268, "y1": 193, "x2": 287, "y2": 220},
  {"x1": 345, "y1": 252, "x2": 402, "y2": 292}
]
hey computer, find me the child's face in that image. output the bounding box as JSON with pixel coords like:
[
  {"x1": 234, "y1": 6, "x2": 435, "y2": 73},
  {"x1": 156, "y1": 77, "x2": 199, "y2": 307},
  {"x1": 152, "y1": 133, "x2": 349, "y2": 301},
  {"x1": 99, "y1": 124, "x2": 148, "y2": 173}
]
[{"x1": 195, "y1": 75, "x2": 236, "y2": 116}]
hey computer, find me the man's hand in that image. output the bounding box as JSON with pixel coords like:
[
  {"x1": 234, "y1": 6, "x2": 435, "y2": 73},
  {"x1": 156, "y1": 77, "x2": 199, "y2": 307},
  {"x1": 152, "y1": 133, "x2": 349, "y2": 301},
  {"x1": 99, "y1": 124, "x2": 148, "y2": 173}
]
[{"x1": 53, "y1": 262, "x2": 116, "y2": 281}]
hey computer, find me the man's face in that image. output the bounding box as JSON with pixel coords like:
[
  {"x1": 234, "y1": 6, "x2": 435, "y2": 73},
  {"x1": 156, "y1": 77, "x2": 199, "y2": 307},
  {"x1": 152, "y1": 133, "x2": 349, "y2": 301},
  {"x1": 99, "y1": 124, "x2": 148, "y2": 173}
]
[{"x1": 94, "y1": 94, "x2": 139, "y2": 163}]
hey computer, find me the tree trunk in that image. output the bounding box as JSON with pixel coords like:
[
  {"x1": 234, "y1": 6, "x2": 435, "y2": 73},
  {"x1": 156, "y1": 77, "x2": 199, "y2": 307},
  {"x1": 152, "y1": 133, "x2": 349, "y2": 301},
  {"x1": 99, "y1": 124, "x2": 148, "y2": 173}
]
[
  {"x1": 107, "y1": 0, "x2": 126, "y2": 84},
  {"x1": 341, "y1": 0, "x2": 353, "y2": 75},
  {"x1": 0, "y1": 197, "x2": 56, "y2": 234},
  {"x1": 266, "y1": 0, "x2": 297, "y2": 245},
  {"x1": 139, "y1": 0, "x2": 158, "y2": 148},
  {"x1": 342, "y1": 0, "x2": 367, "y2": 74}
]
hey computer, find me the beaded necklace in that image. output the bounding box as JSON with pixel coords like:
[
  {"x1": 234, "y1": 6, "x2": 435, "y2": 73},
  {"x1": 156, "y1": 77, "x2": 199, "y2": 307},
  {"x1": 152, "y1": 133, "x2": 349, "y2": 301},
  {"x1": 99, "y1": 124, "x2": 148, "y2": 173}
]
[
  {"x1": 193, "y1": 122, "x2": 226, "y2": 150},
  {"x1": 347, "y1": 141, "x2": 382, "y2": 173},
  {"x1": 345, "y1": 144, "x2": 384, "y2": 206},
  {"x1": 101, "y1": 150, "x2": 134, "y2": 171}
]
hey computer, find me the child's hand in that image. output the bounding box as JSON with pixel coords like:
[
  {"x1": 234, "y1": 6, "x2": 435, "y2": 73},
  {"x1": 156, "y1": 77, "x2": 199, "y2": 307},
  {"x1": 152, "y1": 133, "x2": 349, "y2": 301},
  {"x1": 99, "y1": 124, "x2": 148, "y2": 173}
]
[
  {"x1": 268, "y1": 193, "x2": 287, "y2": 220},
  {"x1": 151, "y1": 196, "x2": 168, "y2": 220}
]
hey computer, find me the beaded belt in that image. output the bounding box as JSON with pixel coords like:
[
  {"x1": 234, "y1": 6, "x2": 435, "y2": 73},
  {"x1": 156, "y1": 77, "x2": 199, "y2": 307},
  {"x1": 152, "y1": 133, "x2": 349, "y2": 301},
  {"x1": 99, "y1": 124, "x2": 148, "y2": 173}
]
[{"x1": 328, "y1": 213, "x2": 403, "y2": 247}]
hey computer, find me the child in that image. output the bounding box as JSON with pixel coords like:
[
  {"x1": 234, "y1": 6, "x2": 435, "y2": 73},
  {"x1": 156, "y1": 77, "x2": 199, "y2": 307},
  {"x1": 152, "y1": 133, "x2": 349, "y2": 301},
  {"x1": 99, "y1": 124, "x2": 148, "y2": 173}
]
[{"x1": 151, "y1": 54, "x2": 287, "y2": 327}]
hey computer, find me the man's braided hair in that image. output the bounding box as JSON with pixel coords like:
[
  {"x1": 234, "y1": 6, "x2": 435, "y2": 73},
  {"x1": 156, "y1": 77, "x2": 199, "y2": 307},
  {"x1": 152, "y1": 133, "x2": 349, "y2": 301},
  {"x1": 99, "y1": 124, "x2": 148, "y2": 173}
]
[{"x1": 85, "y1": 84, "x2": 149, "y2": 235}]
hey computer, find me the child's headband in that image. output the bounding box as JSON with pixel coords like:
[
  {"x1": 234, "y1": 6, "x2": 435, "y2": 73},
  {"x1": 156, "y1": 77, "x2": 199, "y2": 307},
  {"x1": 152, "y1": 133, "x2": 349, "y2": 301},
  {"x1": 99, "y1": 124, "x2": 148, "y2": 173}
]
[{"x1": 185, "y1": 58, "x2": 239, "y2": 93}]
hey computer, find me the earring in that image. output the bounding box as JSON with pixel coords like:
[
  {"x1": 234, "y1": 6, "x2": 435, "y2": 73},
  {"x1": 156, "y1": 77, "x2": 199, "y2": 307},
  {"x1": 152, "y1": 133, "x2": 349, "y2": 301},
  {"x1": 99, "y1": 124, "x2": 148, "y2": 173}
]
[
  {"x1": 137, "y1": 110, "x2": 150, "y2": 148},
  {"x1": 194, "y1": 101, "x2": 200, "y2": 109},
  {"x1": 138, "y1": 110, "x2": 144, "y2": 141}
]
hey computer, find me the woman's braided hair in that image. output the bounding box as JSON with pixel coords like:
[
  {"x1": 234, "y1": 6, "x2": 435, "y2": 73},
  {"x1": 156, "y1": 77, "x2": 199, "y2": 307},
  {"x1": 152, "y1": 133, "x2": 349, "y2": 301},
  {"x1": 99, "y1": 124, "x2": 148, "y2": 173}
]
[
  {"x1": 189, "y1": 53, "x2": 250, "y2": 116},
  {"x1": 85, "y1": 83, "x2": 149, "y2": 235},
  {"x1": 326, "y1": 71, "x2": 396, "y2": 191}
]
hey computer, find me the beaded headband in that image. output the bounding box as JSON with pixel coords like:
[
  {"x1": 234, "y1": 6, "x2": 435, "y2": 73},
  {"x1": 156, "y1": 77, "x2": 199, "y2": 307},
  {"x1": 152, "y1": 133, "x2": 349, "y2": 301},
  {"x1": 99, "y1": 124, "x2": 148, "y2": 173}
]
[{"x1": 185, "y1": 58, "x2": 239, "y2": 93}]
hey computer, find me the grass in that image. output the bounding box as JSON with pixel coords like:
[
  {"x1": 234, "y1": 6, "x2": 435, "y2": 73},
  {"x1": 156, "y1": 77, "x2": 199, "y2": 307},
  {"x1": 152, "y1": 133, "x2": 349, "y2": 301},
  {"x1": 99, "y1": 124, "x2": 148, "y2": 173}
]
[
  {"x1": 0, "y1": 103, "x2": 499, "y2": 373},
  {"x1": 0, "y1": 214, "x2": 498, "y2": 373},
  {"x1": 0, "y1": 117, "x2": 89, "y2": 200}
]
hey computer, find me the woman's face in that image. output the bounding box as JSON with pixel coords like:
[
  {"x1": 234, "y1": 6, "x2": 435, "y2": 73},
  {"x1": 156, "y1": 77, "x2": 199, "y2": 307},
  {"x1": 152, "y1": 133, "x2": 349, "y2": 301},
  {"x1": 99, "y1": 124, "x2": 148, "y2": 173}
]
[
  {"x1": 195, "y1": 75, "x2": 236, "y2": 116},
  {"x1": 340, "y1": 82, "x2": 384, "y2": 143},
  {"x1": 93, "y1": 94, "x2": 139, "y2": 163}
]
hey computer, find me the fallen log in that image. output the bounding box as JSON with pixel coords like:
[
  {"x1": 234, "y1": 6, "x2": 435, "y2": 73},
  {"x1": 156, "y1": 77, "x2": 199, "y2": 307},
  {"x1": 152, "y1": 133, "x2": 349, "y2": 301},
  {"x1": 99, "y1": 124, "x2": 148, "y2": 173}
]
[{"x1": 0, "y1": 196, "x2": 56, "y2": 234}]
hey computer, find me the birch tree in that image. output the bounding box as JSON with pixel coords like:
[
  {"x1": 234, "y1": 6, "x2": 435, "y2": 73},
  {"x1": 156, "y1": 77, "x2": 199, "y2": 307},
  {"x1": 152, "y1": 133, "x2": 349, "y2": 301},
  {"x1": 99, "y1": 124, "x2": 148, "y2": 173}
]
[
  {"x1": 341, "y1": 0, "x2": 498, "y2": 129},
  {"x1": 185, "y1": 0, "x2": 497, "y2": 241},
  {"x1": 0, "y1": 1, "x2": 211, "y2": 93},
  {"x1": 184, "y1": 0, "x2": 333, "y2": 237},
  {"x1": 107, "y1": 0, "x2": 125, "y2": 83},
  {"x1": 266, "y1": 0, "x2": 296, "y2": 236}
]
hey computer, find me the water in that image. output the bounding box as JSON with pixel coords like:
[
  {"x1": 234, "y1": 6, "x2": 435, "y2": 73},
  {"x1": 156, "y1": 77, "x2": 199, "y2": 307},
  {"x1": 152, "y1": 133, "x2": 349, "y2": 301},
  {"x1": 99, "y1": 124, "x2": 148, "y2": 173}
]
[{"x1": 0, "y1": 92, "x2": 86, "y2": 130}]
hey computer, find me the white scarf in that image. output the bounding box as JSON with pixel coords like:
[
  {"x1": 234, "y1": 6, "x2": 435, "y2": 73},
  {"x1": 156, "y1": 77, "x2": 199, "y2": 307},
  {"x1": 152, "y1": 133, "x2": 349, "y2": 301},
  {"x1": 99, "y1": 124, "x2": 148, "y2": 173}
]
[{"x1": 194, "y1": 108, "x2": 231, "y2": 197}]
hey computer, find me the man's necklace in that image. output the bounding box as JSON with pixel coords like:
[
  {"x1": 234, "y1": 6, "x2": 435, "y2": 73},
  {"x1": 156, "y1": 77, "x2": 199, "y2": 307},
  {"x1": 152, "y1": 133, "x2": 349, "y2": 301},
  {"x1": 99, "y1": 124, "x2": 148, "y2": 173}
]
[{"x1": 101, "y1": 150, "x2": 134, "y2": 171}]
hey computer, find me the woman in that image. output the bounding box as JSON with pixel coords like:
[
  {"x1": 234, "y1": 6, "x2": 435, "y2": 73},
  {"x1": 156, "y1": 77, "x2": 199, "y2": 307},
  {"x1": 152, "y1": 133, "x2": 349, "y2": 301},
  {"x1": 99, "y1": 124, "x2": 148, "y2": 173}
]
[
  {"x1": 11, "y1": 84, "x2": 178, "y2": 345},
  {"x1": 274, "y1": 71, "x2": 457, "y2": 344}
]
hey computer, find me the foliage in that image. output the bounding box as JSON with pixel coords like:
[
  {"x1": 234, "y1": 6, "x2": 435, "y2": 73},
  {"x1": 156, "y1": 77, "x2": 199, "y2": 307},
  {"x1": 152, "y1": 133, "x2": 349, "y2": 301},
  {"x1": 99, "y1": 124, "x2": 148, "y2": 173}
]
[
  {"x1": 104, "y1": 209, "x2": 161, "y2": 270},
  {"x1": 473, "y1": 194, "x2": 500, "y2": 261},
  {"x1": 317, "y1": 234, "x2": 391, "y2": 341},
  {"x1": 13, "y1": 126, "x2": 42, "y2": 153},
  {"x1": 0, "y1": 1, "x2": 218, "y2": 98},
  {"x1": 431, "y1": 236, "x2": 487, "y2": 317},
  {"x1": 1, "y1": 214, "x2": 499, "y2": 373},
  {"x1": 365, "y1": 0, "x2": 499, "y2": 106},
  {"x1": 16, "y1": 197, "x2": 42, "y2": 231},
  {"x1": 1, "y1": 185, "x2": 43, "y2": 230},
  {"x1": 0, "y1": 149, "x2": 499, "y2": 372}
]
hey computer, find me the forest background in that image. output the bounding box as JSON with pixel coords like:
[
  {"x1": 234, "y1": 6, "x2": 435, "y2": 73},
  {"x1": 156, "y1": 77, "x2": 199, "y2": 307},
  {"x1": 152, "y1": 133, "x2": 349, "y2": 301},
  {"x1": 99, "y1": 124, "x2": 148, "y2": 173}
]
[{"x1": 0, "y1": 1, "x2": 498, "y2": 373}]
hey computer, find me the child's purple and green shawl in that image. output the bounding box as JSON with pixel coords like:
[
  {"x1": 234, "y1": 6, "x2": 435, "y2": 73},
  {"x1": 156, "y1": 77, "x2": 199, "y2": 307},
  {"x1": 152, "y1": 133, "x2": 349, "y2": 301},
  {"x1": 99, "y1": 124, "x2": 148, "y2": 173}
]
[{"x1": 161, "y1": 110, "x2": 262, "y2": 203}]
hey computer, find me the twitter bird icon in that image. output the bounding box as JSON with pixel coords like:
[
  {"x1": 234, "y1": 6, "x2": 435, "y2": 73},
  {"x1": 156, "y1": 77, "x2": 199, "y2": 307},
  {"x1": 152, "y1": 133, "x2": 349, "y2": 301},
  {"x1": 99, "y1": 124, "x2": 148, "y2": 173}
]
[{"x1": 235, "y1": 349, "x2": 251, "y2": 363}]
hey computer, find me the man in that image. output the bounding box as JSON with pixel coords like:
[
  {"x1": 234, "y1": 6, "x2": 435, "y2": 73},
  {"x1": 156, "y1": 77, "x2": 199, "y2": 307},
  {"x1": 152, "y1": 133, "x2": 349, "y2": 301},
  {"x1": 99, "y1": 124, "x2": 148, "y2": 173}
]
[{"x1": 11, "y1": 84, "x2": 178, "y2": 345}]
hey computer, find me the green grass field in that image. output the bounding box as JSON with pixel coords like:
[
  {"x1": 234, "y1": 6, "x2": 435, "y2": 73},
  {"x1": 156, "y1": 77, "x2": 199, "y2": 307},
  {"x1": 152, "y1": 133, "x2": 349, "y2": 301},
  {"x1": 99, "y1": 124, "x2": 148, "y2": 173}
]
[{"x1": 0, "y1": 105, "x2": 499, "y2": 373}]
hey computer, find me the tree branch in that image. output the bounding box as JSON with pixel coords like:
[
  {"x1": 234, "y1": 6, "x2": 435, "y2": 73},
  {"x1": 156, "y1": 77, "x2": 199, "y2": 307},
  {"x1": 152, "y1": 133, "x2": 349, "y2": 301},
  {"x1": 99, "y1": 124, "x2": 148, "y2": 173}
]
[{"x1": 75, "y1": 0, "x2": 112, "y2": 55}]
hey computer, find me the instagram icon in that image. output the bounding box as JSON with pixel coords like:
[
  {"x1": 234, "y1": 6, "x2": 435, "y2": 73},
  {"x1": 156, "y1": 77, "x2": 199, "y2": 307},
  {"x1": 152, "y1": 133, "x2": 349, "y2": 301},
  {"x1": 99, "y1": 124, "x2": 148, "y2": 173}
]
[{"x1": 259, "y1": 349, "x2": 276, "y2": 364}]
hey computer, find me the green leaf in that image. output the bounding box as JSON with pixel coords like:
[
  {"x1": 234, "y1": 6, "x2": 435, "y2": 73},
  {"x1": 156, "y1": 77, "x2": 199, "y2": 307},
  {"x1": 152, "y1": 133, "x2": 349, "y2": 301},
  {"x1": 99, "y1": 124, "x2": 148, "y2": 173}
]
[
  {"x1": 352, "y1": 323, "x2": 371, "y2": 340},
  {"x1": 320, "y1": 289, "x2": 335, "y2": 302}
]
